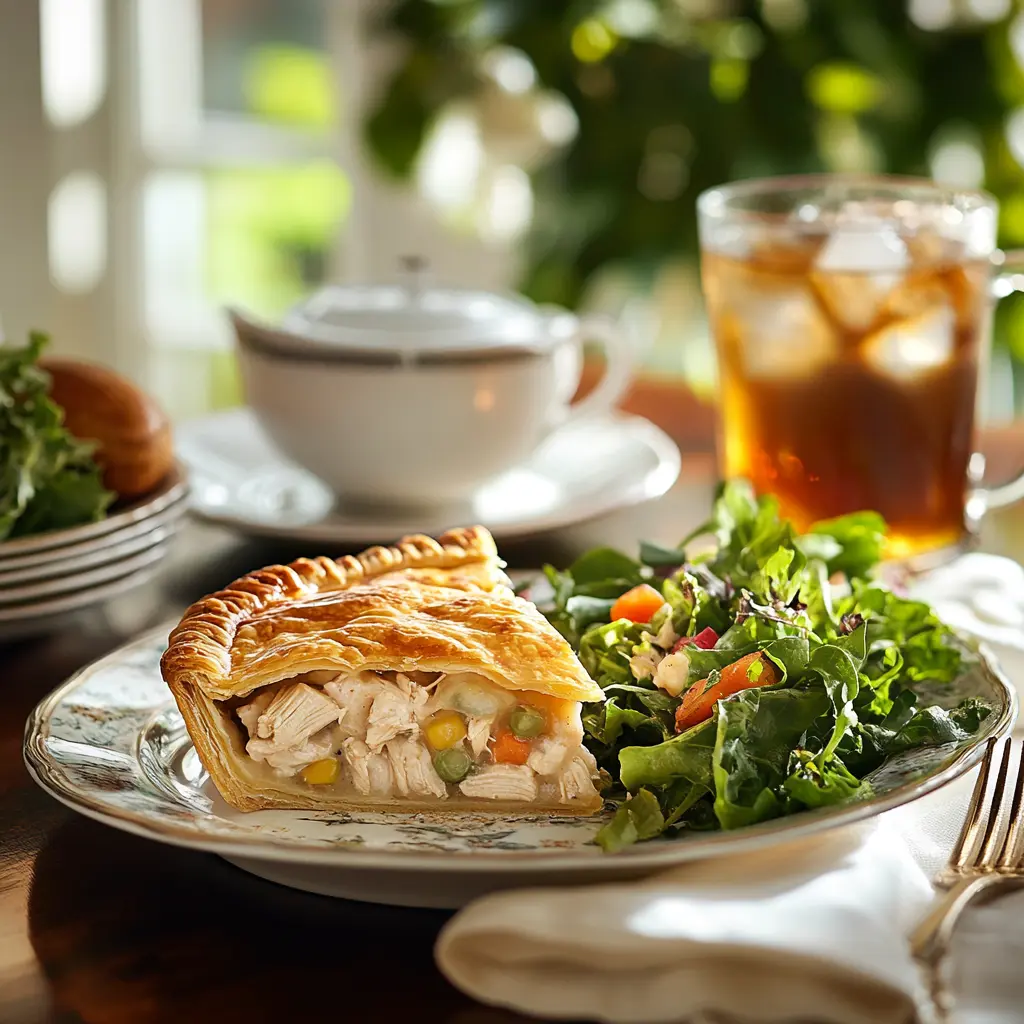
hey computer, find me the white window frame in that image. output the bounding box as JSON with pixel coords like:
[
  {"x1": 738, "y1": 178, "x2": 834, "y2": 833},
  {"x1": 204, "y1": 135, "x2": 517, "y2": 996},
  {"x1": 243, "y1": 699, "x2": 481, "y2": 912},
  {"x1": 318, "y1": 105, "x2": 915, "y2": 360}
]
[{"x1": 0, "y1": 0, "x2": 517, "y2": 415}]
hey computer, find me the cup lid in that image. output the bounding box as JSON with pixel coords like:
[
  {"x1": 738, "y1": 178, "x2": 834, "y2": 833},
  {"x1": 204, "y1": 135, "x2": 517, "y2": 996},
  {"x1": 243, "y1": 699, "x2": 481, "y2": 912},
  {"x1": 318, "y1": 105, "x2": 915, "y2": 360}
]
[{"x1": 270, "y1": 257, "x2": 575, "y2": 360}]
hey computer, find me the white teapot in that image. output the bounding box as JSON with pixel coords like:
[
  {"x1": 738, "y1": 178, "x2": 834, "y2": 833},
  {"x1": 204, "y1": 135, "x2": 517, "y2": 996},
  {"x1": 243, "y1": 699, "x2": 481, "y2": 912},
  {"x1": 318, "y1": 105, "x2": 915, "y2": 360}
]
[{"x1": 229, "y1": 261, "x2": 635, "y2": 507}]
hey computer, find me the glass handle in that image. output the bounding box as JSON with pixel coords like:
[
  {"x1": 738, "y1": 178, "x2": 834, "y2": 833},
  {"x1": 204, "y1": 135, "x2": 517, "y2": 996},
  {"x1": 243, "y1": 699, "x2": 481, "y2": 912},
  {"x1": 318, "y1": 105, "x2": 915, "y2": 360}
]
[{"x1": 974, "y1": 250, "x2": 1024, "y2": 512}]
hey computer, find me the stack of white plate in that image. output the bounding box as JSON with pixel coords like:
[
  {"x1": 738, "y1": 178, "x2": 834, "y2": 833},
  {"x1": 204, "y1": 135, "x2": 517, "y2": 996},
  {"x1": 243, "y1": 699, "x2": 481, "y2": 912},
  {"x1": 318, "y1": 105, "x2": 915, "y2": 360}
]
[{"x1": 0, "y1": 468, "x2": 188, "y2": 642}]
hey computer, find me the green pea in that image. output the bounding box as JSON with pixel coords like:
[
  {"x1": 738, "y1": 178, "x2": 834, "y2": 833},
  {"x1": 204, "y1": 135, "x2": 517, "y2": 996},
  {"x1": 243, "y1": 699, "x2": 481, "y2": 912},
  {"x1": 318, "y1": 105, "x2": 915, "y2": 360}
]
[
  {"x1": 434, "y1": 747, "x2": 473, "y2": 783},
  {"x1": 509, "y1": 705, "x2": 546, "y2": 739}
]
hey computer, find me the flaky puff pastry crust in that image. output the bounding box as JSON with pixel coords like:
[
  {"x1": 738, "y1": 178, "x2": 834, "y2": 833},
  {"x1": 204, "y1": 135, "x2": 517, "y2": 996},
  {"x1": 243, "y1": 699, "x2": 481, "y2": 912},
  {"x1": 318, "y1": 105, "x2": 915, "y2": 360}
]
[{"x1": 160, "y1": 526, "x2": 604, "y2": 813}]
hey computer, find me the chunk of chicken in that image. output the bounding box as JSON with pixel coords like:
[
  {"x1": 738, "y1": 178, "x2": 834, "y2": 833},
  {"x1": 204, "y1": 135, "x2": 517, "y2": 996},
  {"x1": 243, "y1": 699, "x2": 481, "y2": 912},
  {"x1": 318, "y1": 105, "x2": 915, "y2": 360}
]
[
  {"x1": 386, "y1": 737, "x2": 448, "y2": 799},
  {"x1": 653, "y1": 650, "x2": 691, "y2": 698},
  {"x1": 459, "y1": 764, "x2": 538, "y2": 802},
  {"x1": 629, "y1": 647, "x2": 663, "y2": 682},
  {"x1": 250, "y1": 728, "x2": 335, "y2": 775},
  {"x1": 341, "y1": 738, "x2": 394, "y2": 796},
  {"x1": 466, "y1": 716, "x2": 494, "y2": 758},
  {"x1": 655, "y1": 616, "x2": 679, "y2": 650},
  {"x1": 526, "y1": 737, "x2": 574, "y2": 777},
  {"x1": 250, "y1": 683, "x2": 343, "y2": 752},
  {"x1": 325, "y1": 674, "x2": 384, "y2": 739},
  {"x1": 365, "y1": 683, "x2": 425, "y2": 751},
  {"x1": 559, "y1": 756, "x2": 599, "y2": 804},
  {"x1": 393, "y1": 672, "x2": 433, "y2": 701},
  {"x1": 236, "y1": 690, "x2": 273, "y2": 738}
]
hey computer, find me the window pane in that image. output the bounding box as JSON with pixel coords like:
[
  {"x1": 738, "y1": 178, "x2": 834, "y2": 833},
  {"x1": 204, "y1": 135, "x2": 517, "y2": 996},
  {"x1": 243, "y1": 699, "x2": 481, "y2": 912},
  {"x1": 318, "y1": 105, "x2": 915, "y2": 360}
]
[
  {"x1": 143, "y1": 162, "x2": 348, "y2": 344},
  {"x1": 206, "y1": 162, "x2": 348, "y2": 315},
  {"x1": 201, "y1": 0, "x2": 332, "y2": 129}
]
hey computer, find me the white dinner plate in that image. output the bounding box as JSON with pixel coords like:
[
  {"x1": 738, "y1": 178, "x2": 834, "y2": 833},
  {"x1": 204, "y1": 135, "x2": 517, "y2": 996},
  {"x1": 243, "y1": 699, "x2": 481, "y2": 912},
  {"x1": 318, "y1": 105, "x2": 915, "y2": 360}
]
[
  {"x1": 0, "y1": 497, "x2": 187, "y2": 576},
  {"x1": 0, "y1": 467, "x2": 188, "y2": 560},
  {"x1": 0, "y1": 541, "x2": 172, "y2": 606},
  {"x1": 0, "y1": 518, "x2": 183, "y2": 587},
  {"x1": 0, "y1": 559, "x2": 168, "y2": 638},
  {"x1": 24, "y1": 625, "x2": 1015, "y2": 908},
  {"x1": 176, "y1": 407, "x2": 681, "y2": 544}
]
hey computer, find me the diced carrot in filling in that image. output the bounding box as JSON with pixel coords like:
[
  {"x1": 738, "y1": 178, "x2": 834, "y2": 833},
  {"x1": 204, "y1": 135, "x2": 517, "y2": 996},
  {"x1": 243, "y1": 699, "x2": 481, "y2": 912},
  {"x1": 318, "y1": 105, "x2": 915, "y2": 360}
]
[{"x1": 492, "y1": 729, "x2": 531, "y2": 765}]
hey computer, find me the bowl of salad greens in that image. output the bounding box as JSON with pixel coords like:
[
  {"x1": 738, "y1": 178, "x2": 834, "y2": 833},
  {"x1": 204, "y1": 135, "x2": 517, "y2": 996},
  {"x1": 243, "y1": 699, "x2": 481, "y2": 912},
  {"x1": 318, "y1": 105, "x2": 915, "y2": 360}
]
[
  {"x1": 0, "y1": 332, "x2": 186, "y2": 559},
  {"x1": 536, "y1": 481, "x2": 1016, "y2": 853}
]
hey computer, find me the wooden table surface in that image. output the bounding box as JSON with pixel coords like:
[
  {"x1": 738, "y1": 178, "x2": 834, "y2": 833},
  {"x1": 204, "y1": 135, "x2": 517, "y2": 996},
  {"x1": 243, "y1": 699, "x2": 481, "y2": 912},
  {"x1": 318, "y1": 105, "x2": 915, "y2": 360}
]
[{"x1": 2, "y1": 397, "x2": 1023, "y2": 1024}]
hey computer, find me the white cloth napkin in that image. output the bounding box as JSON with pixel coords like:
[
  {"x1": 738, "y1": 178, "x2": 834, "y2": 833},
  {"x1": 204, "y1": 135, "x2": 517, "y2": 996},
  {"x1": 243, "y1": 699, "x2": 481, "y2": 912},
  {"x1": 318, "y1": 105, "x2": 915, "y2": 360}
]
[
  {"x1": 436, "y1": 555, "x2": 1024, "y2": 1024},
  {"x1": 437, "y1": 787, "x2": 968, "y2": 1024}
]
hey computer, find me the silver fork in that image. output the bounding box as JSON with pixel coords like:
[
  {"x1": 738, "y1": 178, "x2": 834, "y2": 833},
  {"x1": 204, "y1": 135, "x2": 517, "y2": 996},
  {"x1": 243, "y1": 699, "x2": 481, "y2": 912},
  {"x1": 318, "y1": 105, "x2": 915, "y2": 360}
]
[{"x1": 910, "y1": 736, "x2": 1024, "y2": 1017}]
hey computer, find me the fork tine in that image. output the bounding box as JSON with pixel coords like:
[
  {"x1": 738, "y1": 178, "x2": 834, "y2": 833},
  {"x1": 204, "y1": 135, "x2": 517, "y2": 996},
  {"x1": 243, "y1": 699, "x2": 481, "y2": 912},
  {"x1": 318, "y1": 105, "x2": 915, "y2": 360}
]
[
  {"x1": 977, "y1": 738, "x2": 1014, "y2": 870},
  {"x1": 997, "y1": 740, "x2": 1024, "y2": 871},
  {"x1": 951, "y1": 737, "x2": 998, "y2": 870}
]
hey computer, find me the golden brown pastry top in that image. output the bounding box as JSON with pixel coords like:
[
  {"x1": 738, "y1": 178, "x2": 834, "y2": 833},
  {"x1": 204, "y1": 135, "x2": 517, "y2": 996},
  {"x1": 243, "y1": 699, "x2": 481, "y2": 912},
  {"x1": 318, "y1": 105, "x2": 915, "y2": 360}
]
[{"x1": 161, "y1": 526, "x2": 603, "y2": 704}]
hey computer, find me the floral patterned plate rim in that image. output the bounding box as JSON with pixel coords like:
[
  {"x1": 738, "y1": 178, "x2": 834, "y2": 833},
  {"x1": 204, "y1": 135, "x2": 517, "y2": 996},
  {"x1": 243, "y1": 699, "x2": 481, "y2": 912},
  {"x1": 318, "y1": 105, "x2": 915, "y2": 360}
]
[{"x1": 24, "y1": 624, "x2": 1016, "y2": 874}]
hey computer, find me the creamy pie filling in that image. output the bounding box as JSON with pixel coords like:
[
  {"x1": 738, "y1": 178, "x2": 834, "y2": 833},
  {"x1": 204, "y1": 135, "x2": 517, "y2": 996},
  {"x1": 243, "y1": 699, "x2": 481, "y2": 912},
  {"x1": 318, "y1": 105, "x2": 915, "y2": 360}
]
[{"x1": 233, "y1": 669, "x2": 601, "y2": 805}]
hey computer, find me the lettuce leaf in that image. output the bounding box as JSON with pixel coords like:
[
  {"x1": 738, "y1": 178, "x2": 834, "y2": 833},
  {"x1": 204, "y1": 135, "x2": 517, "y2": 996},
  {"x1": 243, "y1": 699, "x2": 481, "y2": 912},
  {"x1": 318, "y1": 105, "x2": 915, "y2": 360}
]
[
  {"x1": 535, "y1": 479, "x2": 988, "y2": 851},
  {"x1": 712, "y1": 688, "x2": 832, "y2": 829},
  {"x1": 804, "y1": 511, "x2": 887, "y2": 580},
  {"x1": 0, "y1": 332, "x2": 112, "y2": 540},
  {"x1": 596, "y1": 789, "x2": 665, "y2": 852}
]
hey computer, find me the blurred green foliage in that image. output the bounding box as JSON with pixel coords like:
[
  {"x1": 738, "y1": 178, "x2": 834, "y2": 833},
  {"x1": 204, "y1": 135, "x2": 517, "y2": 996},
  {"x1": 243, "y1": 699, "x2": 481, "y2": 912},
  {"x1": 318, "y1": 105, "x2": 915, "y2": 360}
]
[
  {"x1": 206, "y1": 161, "x2": 350, "y2": 318},
  {"x1": 244, "y1": 44, "x2": 335, "y2": 127},
  {"x1": 365, "y1": 0, "x2": 1024, "y2": 369}
]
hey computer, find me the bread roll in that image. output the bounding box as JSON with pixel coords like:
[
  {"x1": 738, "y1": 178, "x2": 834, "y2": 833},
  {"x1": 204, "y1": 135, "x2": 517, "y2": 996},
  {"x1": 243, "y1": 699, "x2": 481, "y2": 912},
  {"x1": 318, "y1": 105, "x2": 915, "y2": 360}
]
[{"x1": 41, "y1": 358, "x2": 174, "y2": 500}]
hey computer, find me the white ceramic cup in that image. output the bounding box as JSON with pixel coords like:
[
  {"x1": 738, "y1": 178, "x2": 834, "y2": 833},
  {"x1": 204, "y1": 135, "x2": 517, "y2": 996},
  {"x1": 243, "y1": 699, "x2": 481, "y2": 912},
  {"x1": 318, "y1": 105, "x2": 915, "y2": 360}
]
[{"x1": 231, "y1": 308, "x2": 633, "y2": 507}]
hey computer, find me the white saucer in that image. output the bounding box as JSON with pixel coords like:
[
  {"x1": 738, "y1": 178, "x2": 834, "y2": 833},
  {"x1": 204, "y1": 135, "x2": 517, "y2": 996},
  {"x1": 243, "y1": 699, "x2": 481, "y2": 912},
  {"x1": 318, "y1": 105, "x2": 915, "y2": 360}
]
[{"x1": 176, "y1": 407, "x2": 681, "y2": 544}]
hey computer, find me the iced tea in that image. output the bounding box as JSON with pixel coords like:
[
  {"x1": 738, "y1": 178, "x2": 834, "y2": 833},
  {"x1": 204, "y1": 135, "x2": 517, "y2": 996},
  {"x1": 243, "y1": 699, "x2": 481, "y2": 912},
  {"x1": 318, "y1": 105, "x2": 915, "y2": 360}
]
[{"x1": 701, "y1": 231, "x2": 989, "y2": 558}]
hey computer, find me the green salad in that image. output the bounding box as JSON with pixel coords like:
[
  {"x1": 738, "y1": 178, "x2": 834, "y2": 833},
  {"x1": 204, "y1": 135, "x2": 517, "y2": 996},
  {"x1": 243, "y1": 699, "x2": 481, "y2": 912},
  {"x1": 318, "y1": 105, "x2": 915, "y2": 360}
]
[
  {"x1": 0, "y1": 332, "x2": 112, "y2": 541},
  {"x1": 537, "y1": 481, "x2": 989, "y2": 851}
]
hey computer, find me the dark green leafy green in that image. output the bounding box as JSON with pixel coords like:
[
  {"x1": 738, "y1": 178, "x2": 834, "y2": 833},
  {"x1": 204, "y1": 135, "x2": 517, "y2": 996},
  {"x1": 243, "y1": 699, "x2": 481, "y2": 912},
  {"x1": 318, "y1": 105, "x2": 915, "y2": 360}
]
[
  {"x1": 784, "y1": 751, "x2": 872, "y2": 809},
  {"x1": 712, "y1": 688, "x2": 832, "y2": 829},
  {"x1": 534, "y1": 480, "x2": 989, "y2": 851},
  {"x1": 804, "y1": 511, "x2": 887, "y2": 580},
  {"x1": 0, "y1": 332, "x2": 112, "y2": 541},
  {"x1": 569, "y1": 547, "x2": 645, "y2": 587}
]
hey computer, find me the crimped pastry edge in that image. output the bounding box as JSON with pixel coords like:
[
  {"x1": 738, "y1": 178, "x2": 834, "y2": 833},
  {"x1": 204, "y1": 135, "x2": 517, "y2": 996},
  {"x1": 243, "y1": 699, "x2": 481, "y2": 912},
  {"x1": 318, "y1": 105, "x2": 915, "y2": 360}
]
[{"x1": 161, "y1": 525, "x2": 501, "y2": 696}]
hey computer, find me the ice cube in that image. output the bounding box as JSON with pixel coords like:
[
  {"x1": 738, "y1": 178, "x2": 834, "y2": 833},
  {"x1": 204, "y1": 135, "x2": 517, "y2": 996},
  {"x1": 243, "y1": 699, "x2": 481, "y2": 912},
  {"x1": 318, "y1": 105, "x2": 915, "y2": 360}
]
[
  {"x1": 861, "y1": 304, "x2": 956, "y2": 382},
  {"x1": 884, "y1": 270, "x2": 950, "y2": 321},
  {"x1": 729, "y1": 281, "x2": 839, "y2": 379},
  {"x1": 811, "y1": 271, "x2": 895, "y2": 333},
  {"x1": 812, "y1": 226, "x2": 909, "y2": 333},
  {"x1": 816, "y1": 225, "x2": 909, "y2": 273}
]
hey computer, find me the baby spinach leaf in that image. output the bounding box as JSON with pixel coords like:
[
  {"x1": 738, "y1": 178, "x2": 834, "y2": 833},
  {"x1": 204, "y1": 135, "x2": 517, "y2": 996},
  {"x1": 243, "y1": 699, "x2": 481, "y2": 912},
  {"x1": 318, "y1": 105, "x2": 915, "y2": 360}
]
[
  {"x1": 569, "y1": 547, "x2": 645, "y2": 586},
  {"x1": 712, "y1": 688, "x2": 831, "y2": 830}
]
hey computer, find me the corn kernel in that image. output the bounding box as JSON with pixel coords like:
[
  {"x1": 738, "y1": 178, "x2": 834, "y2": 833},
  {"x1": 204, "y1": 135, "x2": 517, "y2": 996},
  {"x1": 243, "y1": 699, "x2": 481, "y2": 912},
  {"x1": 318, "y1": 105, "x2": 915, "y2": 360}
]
[
  {"x1": 425, "y1": 711, "x2": 467, "y2": 750},
  {"x1": 301, "y1": 757, "x2": 340, "y2": 785}
]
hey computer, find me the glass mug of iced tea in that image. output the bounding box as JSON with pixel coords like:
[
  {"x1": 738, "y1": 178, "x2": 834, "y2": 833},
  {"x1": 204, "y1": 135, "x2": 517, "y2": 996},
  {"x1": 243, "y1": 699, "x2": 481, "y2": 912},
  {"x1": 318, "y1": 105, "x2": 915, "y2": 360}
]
[{"x1": 698, "y1": 175, "x2": 1024, "y2": 562}]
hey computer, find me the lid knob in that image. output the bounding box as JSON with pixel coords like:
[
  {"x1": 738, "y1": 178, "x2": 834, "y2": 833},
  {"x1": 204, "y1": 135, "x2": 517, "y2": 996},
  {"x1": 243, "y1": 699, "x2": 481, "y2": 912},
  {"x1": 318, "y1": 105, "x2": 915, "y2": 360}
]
[{"x1": 399, "y1": 255, "x2": 430, "y2": 301}]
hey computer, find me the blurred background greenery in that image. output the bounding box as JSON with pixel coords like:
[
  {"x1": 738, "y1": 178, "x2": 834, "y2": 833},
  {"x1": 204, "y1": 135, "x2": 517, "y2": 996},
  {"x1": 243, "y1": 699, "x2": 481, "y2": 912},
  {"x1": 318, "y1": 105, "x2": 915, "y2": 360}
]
[
  {"x1": 55, "y1": 0, "x2": 1024, "y2": 417},
  {"x1": 358, "y1": 0, "x2": 1024, "y2": 412}
]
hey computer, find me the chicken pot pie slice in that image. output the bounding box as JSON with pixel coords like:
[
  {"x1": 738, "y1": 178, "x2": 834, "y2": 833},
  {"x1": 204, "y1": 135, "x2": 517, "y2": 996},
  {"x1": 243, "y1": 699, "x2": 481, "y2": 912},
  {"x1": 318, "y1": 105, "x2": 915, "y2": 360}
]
[{"x1": 161, "y1": 526, "x2": 605, "y2": 814}]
